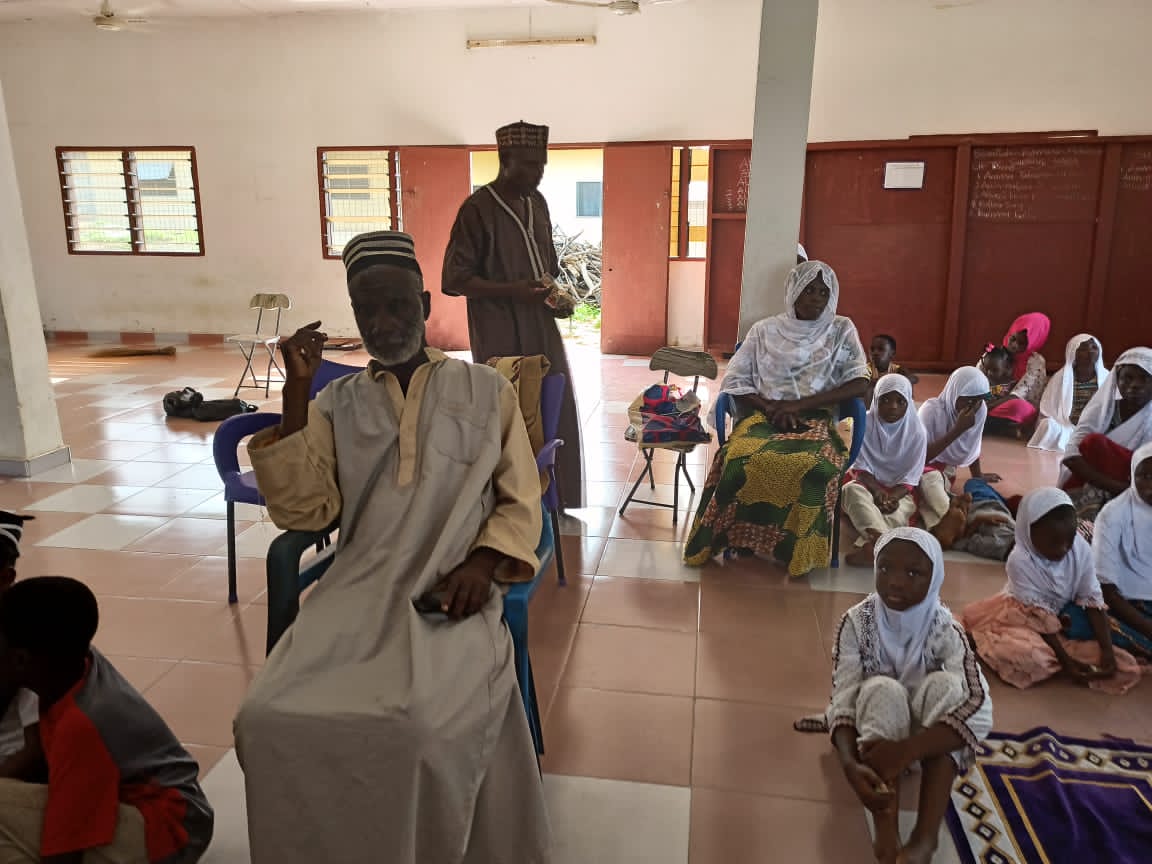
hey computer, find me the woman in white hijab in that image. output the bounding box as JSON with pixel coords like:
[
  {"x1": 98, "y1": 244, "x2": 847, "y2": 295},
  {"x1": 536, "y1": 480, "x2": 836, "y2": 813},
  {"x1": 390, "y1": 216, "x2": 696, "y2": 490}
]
[
  {"x1": 826, "y1": 528, "x2": 991, "y2": 864},
  {"x1": 916, "y1": 367, "x2": 998, "y2": 532},
  {"x1": 685, "y1": 261, "x2": 870, "y2": 577},
  {"x1": 1088, "y1": 442, "x2": 1152, "y2": 661},
  {"x1": 1028, "y1": 334, "x2": 1108, "y2": 452},
  {"x1": 1060, "y1": 346, "x2": 1152, "y2": 523},
  {"x1": 842, "y1": 375, "x2": 928, "y2": 566},
  {"x1": 961, "y1": 488, "x2": 1141, "y2": 694}
]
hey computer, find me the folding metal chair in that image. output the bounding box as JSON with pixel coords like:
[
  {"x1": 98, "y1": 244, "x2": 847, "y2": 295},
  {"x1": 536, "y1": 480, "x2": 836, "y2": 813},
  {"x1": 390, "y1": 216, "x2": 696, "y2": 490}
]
[
  {"x1": 227, "y1": 293, "x2": 291, "y2": 398},
  {"x1": 618, "y1": 347, "x2": 718, "y2": 524}
]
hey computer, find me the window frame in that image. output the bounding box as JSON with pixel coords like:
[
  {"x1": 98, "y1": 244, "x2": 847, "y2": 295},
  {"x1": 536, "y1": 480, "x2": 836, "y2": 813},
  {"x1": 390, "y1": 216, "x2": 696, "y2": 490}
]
[
  {"x1": 668, "y1": 145, "x2": 710, "y2": 262},
  {"x1": 55, "y1": 146, "x2": 205, "y2": 257},
  {"x1": 316, "y1": 146, "x2": 402, "y2": 260}
]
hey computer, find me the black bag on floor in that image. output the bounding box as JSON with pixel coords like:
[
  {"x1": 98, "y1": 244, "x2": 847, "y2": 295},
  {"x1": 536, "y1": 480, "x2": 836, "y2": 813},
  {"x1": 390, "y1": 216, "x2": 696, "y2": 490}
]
[{"x1": 163, "y1": 388, "x2": 258, "y2": 422}]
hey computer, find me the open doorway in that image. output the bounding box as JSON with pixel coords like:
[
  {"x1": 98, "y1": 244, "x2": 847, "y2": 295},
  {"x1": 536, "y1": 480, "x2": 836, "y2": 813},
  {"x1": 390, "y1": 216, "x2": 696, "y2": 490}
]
[{"x1": 469, "y1": 148, "x2": 605, "y2": 349}]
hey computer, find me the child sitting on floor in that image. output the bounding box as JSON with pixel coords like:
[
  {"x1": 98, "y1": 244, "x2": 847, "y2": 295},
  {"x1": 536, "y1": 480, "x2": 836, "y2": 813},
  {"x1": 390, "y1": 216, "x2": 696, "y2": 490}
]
[
  {"x1": 1088, "y1": 442, "x2": 1152, "y2": 662},
  {"x1": 866, "y1": 334, "x2": 919, "y2": 404},
  {"x1": 917, "y1": 367, "x2": 1000, "y2": 542},
  {"x1": 961, "y1": 489, "x2": 1142, "y2": 694},
  {"x1": 842, "y1": 375, "x2": 928, "y2": 567},
  {"x1": 827, "y1": 528, "x2": 992, "y2": 864},
  {"x1": 0, "y1": 577, "x2": 214, "y2": 862},
  {"x1": 0, "y1": 512, "x2": 40, "y2": 782},
  {"x1": 984, "y1": 313, "x2": 1051, "y2": 438}
]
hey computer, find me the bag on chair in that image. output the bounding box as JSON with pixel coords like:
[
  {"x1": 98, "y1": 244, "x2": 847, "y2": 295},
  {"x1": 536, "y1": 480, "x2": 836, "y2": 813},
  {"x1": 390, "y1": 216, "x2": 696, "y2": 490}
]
[{"x1": 625, "y1": 383, "x2": 711, "y2": 447}]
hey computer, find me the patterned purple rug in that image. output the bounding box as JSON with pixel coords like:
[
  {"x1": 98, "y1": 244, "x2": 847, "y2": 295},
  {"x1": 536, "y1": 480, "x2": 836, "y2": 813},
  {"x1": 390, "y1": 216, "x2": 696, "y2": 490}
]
[{"x1": 948, "y1": 726, "x2": 1152, "y2": 864}]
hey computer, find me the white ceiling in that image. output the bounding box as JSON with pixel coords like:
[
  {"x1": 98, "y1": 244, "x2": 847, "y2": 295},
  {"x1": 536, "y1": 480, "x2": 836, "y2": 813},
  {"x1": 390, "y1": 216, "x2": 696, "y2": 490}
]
[{"x1": 0, "y1": 0, "x2": 543, "y2": 21}]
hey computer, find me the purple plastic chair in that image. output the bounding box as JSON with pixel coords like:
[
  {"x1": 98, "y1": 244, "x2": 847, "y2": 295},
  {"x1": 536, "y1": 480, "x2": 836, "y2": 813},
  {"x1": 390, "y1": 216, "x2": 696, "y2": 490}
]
[
  {"x1": 211, "y1": 359, "x2": 361, "y2": 602},
  {"x1": 537, "y1": 373, "x2": 567, "y2": 586},
  {"x1": 212, "y1": 412, "x2": 281, "y2": 603}
]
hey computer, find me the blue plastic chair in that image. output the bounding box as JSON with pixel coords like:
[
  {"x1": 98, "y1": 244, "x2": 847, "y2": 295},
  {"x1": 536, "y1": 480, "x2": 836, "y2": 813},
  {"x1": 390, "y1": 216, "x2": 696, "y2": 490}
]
[
  {"x1": 212, "y1": 412, "x2": 282, "y2": 603},
  {"x1": 264, "y1": 504, "x2": 554, "y2": 756},
  {"x1": 538, "y1": 374, "x2": 567, "y2": 586},
  {"x1": 711, "y1": 367, "x2": 867, "y2": 569}
]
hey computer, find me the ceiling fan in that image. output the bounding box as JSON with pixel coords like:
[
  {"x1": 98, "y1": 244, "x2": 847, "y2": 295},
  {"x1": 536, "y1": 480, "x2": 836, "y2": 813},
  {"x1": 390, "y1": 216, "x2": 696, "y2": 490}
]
[
  {"x1": 91, "y1": 0, "x2": 150, "y2": 32},
  {"x1": 543, "y1": 0, "x2": 684, "y2": 15}
]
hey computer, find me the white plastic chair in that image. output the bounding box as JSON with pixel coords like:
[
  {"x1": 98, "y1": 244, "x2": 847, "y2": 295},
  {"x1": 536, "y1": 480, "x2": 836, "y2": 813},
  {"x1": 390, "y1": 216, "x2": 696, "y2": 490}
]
[{"x1": 226, "y1": 293, "x2": 291, "y2": 398}]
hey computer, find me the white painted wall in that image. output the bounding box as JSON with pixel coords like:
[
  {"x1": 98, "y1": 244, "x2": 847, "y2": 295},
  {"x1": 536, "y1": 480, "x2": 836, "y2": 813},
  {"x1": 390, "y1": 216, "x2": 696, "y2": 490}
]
[{"x1": 0, "y1": 0, "x2": 1150, "y2": 335}]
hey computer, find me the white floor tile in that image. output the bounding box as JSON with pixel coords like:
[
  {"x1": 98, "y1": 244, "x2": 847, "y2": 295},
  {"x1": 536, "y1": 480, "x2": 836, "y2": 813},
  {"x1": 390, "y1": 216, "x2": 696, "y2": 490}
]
[
  {"x1": 33, "y1": 459, "x2": 120, "y2": 484},
  {"x1": 27, "y1": 484, "x2": 147, "y2": 514},
  {"x1": 36, "y1": 514, "x2": 170, "y2": 550},
  {"x1": 201, "y1": 750, "x2": 250, "y2": 864},
  {"x1": 111, "y1": 487, "x2": 220, "y2": 516},
  {"x1": 85, "y1": 396, "x2": 157, "y2": 409},
  {"x1": 544, "y1": 775, "x2": 690, "y2": 864},
  {"x1": 597, "y1": 539, "x2": 701, "y2": 582},
  {"x1": 155, "y1": 464, "x2": 227, "y2": 491}
]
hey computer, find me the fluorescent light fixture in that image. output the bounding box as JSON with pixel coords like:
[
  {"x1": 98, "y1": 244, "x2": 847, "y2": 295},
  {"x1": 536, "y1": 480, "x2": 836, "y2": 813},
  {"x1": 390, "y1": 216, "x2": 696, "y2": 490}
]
[{"x1": 466, "y1": 36, "x2": 597, "y2": 49}]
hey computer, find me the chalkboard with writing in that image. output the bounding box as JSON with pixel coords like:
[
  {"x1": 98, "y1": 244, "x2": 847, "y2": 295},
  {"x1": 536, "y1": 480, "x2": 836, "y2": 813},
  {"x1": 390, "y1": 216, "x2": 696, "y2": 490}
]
[
  {"x1": 1119, "y1": 146, "x2": 1152, "y2": 193},
  {"x1": 968, "y1": 145, "x2": 1104, "y2": 222}
]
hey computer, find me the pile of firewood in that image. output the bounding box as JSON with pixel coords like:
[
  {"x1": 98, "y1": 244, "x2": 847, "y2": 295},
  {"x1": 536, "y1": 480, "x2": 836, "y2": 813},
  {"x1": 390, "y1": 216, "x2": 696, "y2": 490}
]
[{"x1": 552, "y1": 227, "x2": 602, "y2": 308}]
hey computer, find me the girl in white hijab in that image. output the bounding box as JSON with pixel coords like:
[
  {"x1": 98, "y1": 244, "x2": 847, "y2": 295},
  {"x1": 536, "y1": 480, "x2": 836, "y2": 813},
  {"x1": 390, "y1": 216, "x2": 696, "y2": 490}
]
[
  {"x1": 1028, "y1": 334, "x2": 1108, "y2": 452},
  {"x1": 916, "y1": 367, "x2": 998, "y2": 532},
  {"x1": 1060, "y1": 347, "x2": 1152, "y2": 523},
  {"x1": 685, "y1": 261, "x2": 870, "y2": 577},
  {"x1": 961, "y1": 488, "x2": 1141, "y2": 694},
  {"x1": 1091, "y1": 442, "x2": 1152, "y2": 661},
  {"x1": 842, "y1": 375, "x2": 928, "y2": 566},
  {"x1": 826, "y1": 528, "x2": 991, "y2": 864}
]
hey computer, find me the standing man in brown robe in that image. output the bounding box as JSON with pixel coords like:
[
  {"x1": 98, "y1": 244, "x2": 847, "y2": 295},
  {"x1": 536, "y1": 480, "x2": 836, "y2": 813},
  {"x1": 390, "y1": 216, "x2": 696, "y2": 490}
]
[{"x1": 443, "y1": 121, "x2": 584, "y2": 509}]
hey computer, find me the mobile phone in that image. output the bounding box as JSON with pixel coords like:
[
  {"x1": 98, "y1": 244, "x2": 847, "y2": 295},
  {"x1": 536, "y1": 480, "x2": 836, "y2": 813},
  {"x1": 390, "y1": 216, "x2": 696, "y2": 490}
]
[{"x1": 413, "y1": 592, "x2": 450, "y2": 617}]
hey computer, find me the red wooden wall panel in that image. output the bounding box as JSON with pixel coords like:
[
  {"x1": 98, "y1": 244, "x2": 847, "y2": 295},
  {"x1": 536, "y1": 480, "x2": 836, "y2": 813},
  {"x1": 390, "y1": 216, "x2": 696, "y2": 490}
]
[
  {"x1": 398, "y1": 146, "x2": 472, "y2": 351},
  {"x1": 803, "y1": 148, "x2": 955, "y2": 361},
  {"x1": 1098, "y1": 143, "x2": 1152, "y2": 355},
  {"x1": 956, "y1": 144, "x2": 1105, "y2": 361},
  {"x1": 600, "y1": 144, "x2": 671, "y2": 356}
]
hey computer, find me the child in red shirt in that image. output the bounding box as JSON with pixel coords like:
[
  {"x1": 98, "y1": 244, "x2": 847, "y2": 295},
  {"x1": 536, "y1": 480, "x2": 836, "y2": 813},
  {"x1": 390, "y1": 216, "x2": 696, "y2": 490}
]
[{"x1": 0, "y1": 577, "x2": 213, "y2": 863}]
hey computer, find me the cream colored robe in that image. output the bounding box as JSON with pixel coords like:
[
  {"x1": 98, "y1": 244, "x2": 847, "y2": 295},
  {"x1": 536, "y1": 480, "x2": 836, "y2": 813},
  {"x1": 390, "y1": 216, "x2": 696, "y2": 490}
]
[{"x1": 234, "y1": 350, "x2": 551, "y2": 864}]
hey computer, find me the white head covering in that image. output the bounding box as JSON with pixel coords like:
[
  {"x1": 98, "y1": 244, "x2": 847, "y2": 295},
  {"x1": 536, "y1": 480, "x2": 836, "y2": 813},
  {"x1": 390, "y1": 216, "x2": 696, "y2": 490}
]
[
  {"x1": 855, "y1": 374, "x2": 928, "y2": 487},
  {"x1": 797, "y1": 243, "x2": 808, "y2": 261},
  {"x1": 870, "y1": 527, "x2": 947, "y2": 687},
  {"x1": 1060, "y1": 347, "x2": 1152, "y2": 484},
  {"x1": 1006, "y1": 488, "x2": 1102, "y2": 614},
  {"x1": 1093, "y1": 442, "x2": 1152, "y2": 601},
  {"x1": 917, "y1": 366, "x2": 989, "y2": 468},
  {"x1": 1029, "y1": 334, "x2": 1108, "y2": 452},
  {"x1": 720, "y1": 260, "x2": 869, "y2": 401}
]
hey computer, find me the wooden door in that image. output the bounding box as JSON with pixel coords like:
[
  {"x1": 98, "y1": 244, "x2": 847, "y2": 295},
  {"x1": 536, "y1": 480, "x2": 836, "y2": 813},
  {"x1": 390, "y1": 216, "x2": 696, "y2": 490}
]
[
  {"x1": 398, "y1": 147, "x2": 472, "y2": 351},
  {"x1": 600, "y1": 144, "x2": 671, "y2": 355},
  {"x1": 704, "y1": 146, "x2": 751, "y2": 352}
]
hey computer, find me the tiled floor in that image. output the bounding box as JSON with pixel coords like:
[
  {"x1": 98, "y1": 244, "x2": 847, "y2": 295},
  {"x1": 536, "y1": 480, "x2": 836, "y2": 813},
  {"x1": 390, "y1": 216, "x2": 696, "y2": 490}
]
[{"x1": 4, "y1": 340, "x2": 1151, "y2": 863}]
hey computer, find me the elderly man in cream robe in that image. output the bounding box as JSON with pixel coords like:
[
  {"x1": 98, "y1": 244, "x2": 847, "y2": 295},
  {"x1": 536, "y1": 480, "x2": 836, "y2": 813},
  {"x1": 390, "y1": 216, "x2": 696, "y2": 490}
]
[{"x1": 234, "y1": 231, "x2": 552, "y2": 864}]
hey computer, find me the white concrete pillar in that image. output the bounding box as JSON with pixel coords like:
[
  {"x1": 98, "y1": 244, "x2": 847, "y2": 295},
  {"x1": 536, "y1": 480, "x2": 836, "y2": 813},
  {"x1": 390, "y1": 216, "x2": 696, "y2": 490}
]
[
  {"x1": 738, "y1": 0, "x2": 819, "y2": 337},
  {"x1": 0, "y1": 79, "x2": 68, "y2": 477}
]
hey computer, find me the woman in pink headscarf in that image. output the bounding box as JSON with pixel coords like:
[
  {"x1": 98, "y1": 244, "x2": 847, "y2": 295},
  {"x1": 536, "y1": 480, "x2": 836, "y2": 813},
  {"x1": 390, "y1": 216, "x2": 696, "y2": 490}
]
[{"x1": 985, "y1": 312, "x2": 1051, "y2": 437}]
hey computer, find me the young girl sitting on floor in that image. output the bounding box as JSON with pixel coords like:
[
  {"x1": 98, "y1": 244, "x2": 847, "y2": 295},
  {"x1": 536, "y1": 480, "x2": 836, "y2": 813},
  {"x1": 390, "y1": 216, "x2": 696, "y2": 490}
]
[
  {"x1": 828, "y1": 528, "x2": 992, "y2": 864},
  {"x1": 1028, "y1": 334, "x2": 1108, "y2": 452},
  {"x1": 1084, "y1": 442, "x2": 1152, "y2": 662},
  {"x1": 961, "y1": 488, "x2": 1142, "y2": 694},
  {"x1": 1061, "y1": 347, "x2": 1152, "y2": 524},
  {"x1": 917, "y1": 367, "x2": 999, "y2": 543},
  {"x1": 842, "y1": 375, "x2": 928, "y2": 567},
  {"x1": 985, "y1": 312, "x2": 1051, "y2": 437}
]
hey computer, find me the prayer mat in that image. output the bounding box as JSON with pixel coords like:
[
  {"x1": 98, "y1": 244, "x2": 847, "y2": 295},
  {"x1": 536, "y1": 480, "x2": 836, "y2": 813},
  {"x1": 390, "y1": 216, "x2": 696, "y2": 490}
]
[{"x1": 947, "y1": 726, "x2": 1152, "y2": 864}]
